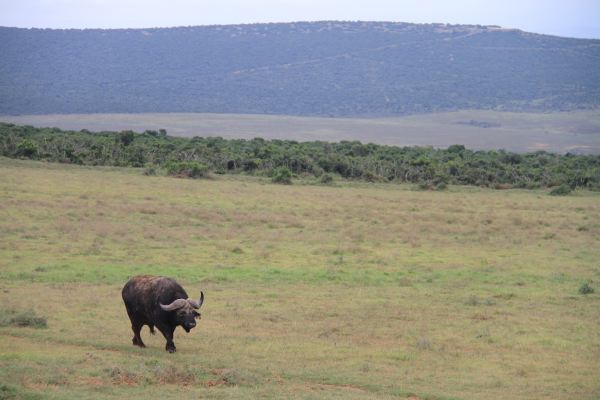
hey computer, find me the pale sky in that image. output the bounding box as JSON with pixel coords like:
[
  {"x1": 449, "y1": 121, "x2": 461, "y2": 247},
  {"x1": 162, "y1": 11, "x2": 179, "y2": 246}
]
[{"x1": 1, "y1": 0, "x2": 599, "y2": 39}]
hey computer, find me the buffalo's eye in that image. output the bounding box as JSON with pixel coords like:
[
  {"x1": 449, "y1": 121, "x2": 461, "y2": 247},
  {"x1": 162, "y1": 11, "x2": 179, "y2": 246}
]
[{"x1": 193, "y1": 311, "x2": 200, "y2": 318}]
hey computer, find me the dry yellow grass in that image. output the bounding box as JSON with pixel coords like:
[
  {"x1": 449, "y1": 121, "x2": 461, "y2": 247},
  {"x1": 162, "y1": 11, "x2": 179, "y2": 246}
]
[{"x1": 0, "y1": 157, "x2": 599, "y2": 399}]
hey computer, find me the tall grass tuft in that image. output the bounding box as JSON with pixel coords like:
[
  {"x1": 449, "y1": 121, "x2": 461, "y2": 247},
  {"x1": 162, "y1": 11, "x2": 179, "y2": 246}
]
[
  {"x1": 578, "y1": 281, "x2": 595, "y2": 295},
  {"x1": 0, "y1": 309, "x2": 47, "y2": 328},
  {"x1": 0, "y1": 384, "x2": 18, "y2": 400}
]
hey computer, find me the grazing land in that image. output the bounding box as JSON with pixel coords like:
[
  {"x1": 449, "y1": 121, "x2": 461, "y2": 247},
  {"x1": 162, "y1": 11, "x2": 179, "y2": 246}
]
[
  {"x1": 2, "y1": 109, "x2": 600, "y2": 153},
  {"x1": 0, "y1": 157, "x2": 599, "y2": 399}
]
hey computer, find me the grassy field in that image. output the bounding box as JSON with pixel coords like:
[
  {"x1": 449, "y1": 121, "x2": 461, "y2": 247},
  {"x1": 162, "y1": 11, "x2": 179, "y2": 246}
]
[
  {"x1": 2, "y1": 109, "x2": 600, "y2": 154},
  {"x1": 0, "y1": 157, "x2": 599, "y2": 399}
]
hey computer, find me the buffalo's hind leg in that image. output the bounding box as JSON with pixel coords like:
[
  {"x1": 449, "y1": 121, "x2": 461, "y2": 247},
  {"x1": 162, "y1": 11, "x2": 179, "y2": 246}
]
[
  {"x1": 125, "y1": 305, "x2": 146, "y2": 348},
  {"x1": 131, "y1": 320, "x2": 146, "y2": 348}
]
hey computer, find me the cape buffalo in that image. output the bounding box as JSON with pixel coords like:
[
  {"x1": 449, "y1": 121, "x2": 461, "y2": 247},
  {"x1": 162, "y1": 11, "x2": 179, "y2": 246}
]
[{"x1": 122, "y1": 275, "x2": 204, "y2": 353}]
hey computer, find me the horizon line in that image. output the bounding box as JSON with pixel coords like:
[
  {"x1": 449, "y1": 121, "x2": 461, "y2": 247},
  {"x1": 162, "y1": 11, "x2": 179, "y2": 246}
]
[{"x1": 2, "y1": 20, "x2": 598, "y2": 40}]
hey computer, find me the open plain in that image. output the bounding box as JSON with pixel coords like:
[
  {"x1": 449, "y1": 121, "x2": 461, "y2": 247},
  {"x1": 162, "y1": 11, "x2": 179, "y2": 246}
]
[
  {"x1": 0, "y1": 157, "x2": 599, "y2": 399},
  {"x1": 2, "y1": 110, "x2": 600, "y2": 154}
]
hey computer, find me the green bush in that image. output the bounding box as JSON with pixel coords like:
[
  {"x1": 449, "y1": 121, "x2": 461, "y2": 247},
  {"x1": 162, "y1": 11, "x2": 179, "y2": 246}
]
[
  {"x1": 416, "y1": 181, "x2": 434, "y2": 191},
  {"x1": 319, "y1": 173, "x2": 334, "y2": 184},
  {"x1": 578, "y1": 281, "x2": 594, "y2": 295},
  {"x1": 272, "y1": 166, "x2": 293, "y2": 184},
  {"x1": 435, "y1": 181, "x2": 448, "y2": 191},
  {"x1": 16, "y1": 139, "x2": 38, "y2": 158},
  {"x1": 549, "y1": 184, "x2": 572, "y2": 196},
  {"x1": 143, "y1": 165, "x2": 157, "y2": 176},
  {"x1": 363, "y1": 171, "x2": 382, "y2": 182},
  {"x1": 433, "y1": 173, "x2": 449, "y2": 190},
  {"x1": 165, "y1": 161, "x2": 209, "y2": 178}
]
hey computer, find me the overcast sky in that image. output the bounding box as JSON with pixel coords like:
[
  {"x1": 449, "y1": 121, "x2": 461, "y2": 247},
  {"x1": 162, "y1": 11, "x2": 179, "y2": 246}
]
[{"x1": 1, "y1": 0, "x2": 599, "y2": 39}]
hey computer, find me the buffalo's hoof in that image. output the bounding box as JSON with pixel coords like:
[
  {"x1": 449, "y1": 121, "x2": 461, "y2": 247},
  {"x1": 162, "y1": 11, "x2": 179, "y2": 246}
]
[{"x1": 166, "y1": 346, "x2": 176, "y2": 353}]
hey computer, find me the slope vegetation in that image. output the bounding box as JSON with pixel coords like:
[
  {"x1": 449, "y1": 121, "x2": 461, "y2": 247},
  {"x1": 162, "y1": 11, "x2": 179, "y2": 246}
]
[{"x1": 1, "y1": 21, "x2": 599, "y2": 116}]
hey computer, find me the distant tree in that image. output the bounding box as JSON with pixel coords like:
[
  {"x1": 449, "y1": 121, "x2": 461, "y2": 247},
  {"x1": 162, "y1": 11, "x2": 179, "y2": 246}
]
[
  {"x1": 118, "y1": 131, "x2": 135, "y2": 146},
  {"x1": 16, "y1": 139, "x2": 38, "y2": 158},
  {"x1": 447, "y1": 144, "x2": 466, "y2": 154}
]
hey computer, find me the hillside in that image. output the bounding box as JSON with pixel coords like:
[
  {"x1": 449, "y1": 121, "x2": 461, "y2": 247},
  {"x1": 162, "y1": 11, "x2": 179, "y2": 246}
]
[{"x1": 1, "y1": 21, "x2": 599, "y2": 116}]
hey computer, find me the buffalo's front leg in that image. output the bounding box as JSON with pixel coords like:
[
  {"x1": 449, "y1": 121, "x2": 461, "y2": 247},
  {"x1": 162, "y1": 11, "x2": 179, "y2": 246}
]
[{"x1": 157, "y1": 323, "x2": 176, "y2": 353}]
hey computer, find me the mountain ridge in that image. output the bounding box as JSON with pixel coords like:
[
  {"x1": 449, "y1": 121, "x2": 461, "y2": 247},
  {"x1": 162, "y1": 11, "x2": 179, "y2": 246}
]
[{"x1": 1, "y1": 21, "x2": 599, "y2": 116}]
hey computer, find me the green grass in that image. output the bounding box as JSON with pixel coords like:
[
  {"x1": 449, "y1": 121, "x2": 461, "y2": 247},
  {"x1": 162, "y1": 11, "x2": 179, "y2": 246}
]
[
  {"x1": 2, "y1": 109, "x2": 600, "y2": 153},
  {"x1": 0, "y1": 157, "x2": 599, "y2": 399}
]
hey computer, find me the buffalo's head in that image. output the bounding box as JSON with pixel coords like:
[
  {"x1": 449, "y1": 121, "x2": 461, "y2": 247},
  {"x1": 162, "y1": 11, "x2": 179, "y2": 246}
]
[{"x1": 160, "y1": 292, "x2": 204, "y2": 332}]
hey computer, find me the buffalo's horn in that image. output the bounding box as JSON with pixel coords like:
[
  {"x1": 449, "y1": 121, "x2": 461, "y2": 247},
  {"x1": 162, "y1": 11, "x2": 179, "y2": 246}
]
[
  {"x1": 159, "y1": 298, "x2": 187, "y2": 311},
  {"x1": 189, "y1": 291, "x2": 204, "y2": 309}
]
